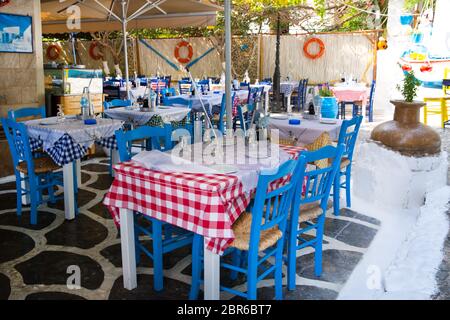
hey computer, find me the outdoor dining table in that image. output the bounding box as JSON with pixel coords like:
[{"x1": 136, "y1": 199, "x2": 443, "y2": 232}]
[
  {"x1": 331, "y1": 84, "x2": 369, "y2": 108},
  {"x1": 280, "y1": 81, "x2": 299, "y2": 113},
  {"x1": 104, "y1": 106, "x2": 190, "y2": 126},
  {"x1": 166, "y1": 90, "x2": 249, "y2": 113},
  {"x1": 24, "y1": 116, "x2": 124, "y2": 220},
  {"x1": 103, "y1": 142, "x2": 305, "y2": 300},
  {"x1": 267, "y1": 116, "x2": 343, "y2": 144}
]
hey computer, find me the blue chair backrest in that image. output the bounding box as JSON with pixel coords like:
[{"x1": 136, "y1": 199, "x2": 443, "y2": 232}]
[
  {"x1": 104, "y1": 99, "x2": 132, "y2": 110},
  {"x1": 8, "y1": 106, "x2": 46, "y2": 122},
  {"x1": 237, "y1": 103, "x2": 254, "y2": 133},
  {"x1": 337, "y1": 115, "x2": 362, "y2": 161},
  {"x1": 249, "y1": 159, "x2": 298, "y2": 248},
  {"x1": 240, "y1": 82, "x2": 250, "y2": 90},
  {"x1": 291, "y1": 144, "x2": 345, "y2": 217},
  {"x1": 247, "y1": 86, "x2": 264, "y2": 107},
  {"x1": 115, "y1": 125, "x2": 173, "y2": 162},
  {"x1": 196, "y1": 79, "x2": 210, "y2": 93},
  {"x1": 179, "y1": 80, "x2": 192, "y2": 95},
  {"x1": 216, "y1": 92, "x2": 235, "y2": 133},
  {"x1": 368, "y1": 80, "x2": 376, "y2": 109},
  {"x1": 1, "y1": 118, "x2": 35, "y2": 175},
  {"x1": 161, "y1": 88, "x2": 177, "y2": 105}
]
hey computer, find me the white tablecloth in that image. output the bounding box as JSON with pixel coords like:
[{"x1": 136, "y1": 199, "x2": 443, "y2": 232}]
[
  {"x1": 25, "y1": 117, "x2": 124, "y2": 150},
  {"x1": 267, "y1": 117, "x2": 342, "y2": 145},
  {"x1": 166, "y1": 94, "x2": 223, "y2": 112},
  {"x1": 133, "y1": 141, "x2": 291, "y2": 193},
  {"x1": 104, "y1": 106, "x2": 190, "y2": 126},
  {"x1": 279, "y1": 81, "x2": 299, "y2": 96}
]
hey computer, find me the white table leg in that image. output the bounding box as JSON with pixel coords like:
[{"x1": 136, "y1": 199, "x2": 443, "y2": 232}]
[
  {"x1": 111, "y1": 149, "x2": 120, "y2": 177},
  {"x1": 75, "y1": 159, "x2": 81, "y2": 186},
  {"x1": 287, "y1": 94, "x2": 292, "y2": 113},
  {"x1": 264, "y1": 91, "x2": 270, "y2": 114},
  {"x1": 20, "y1": 172, "x2": 30, "y2": 205},
  {"x1": 204, "y1": 239, "x2": 220, "y2": 300},
  {"x1": 62, "y1": 162, "x2": 76, "y2": 220},
  {"x1": 120, "y1": 208, "x2": 137, "y2": 290}
]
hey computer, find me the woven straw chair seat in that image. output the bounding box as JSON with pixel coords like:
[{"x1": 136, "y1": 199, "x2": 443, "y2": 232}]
[
  {"x1": 340, "y1": 157, "x2": 351, "y2": 169},
  {"x1": 230, "y1": 212, "x2": 283, "y2": 252},
  {"x1": 16, "y1": 157, "x2": 60, "y2": 175},
  {"x1": 298, "y1": 200, "x2": 333, "y2": 223},
  {"x1": 305, "y1": 132, "x2": 332, "y2": 169}
]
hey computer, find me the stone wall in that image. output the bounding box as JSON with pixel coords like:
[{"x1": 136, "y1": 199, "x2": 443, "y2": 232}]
[{"x1": 0, "y1": 0, "x2": 44, "y2": 177}]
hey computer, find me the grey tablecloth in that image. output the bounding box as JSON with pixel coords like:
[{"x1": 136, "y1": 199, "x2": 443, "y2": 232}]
[{"x1": 267, "y1": 117, "x2": 342, "y2": 145}]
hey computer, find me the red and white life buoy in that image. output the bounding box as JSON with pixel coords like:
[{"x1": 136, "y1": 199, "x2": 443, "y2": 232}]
[
  {"x1": 174, "y1": 40, "x2": 193, "y2": 64},
  {"x1": 303, "y1": 38, "x2": 325, "y2": 60},
  {"x1": 46, "y1": 44, "x2": 61, "y2": 61},
  {"x1": 89, "y1": 41, "x2": 103, "y2": 60}
]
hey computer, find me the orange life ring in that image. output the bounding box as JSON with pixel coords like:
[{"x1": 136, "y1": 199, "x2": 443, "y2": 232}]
[
  {"x1": 174, "y1": 40, "x2": 193, "y2": 64},
  {"x1": 303, "y1": 38, "x2": 325, "y2": 60},
  {"x1": 46, "y1": 44, "x2": 61, "y2": 61},
  {"x1": 89, "y1": 41, "x2": 103, "y2": 60}
]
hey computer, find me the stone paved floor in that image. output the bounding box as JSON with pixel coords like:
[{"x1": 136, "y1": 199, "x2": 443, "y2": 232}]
[{"x1": 0, "y1": 157, "x2": 380, "y2": 300}]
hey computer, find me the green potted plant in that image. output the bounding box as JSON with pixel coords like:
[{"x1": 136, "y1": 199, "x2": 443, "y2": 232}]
[
  {"x1": 371, "y1": 71, "x2": 441, "y2": 156},
  {"x1": 319, "y1": 88, "x2": 338, "y2": 118}
]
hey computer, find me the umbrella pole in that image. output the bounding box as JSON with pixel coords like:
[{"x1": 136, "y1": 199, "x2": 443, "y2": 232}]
[
  {"x1": 122, "y1": 0, "x2": 130, "y2": 100},
  {"x1": 224, "y1": 0, "x2": 232, "y2": 133}
]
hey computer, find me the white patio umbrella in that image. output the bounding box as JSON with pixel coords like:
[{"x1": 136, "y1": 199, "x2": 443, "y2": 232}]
[{"x1": 41, "y1": 0, "x2": 223, "y2": 100}]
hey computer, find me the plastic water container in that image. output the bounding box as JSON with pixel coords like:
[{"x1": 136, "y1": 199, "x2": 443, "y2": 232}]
[{"x1": 320, "y1": 97, "x2": 338, "y2": 119}]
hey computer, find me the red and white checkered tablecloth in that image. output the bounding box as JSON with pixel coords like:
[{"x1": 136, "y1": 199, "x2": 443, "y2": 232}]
[{"x1": 103, "y1": 144, "x2": 305, "y2": 255}]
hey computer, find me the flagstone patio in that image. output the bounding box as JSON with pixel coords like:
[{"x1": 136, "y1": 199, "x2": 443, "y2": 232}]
[{"x1": 0, "y1": 156, "x2": 381, "y2": 300}]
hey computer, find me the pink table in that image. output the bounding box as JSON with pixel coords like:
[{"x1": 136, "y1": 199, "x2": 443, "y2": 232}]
[{"x1": 332, "y1": 86, "x2": 369, "y2": 105}]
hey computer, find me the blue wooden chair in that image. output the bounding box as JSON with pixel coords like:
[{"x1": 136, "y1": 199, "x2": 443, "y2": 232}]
[
  {"x1": 240, "y1": 82, "x2": 250, "y2": 91},
  {"x1": 333, "y1": 115, "x2": 363, "y2": 216},
  {"x1": 286, "y1": 144, "x2": 345, "y2": 290},
  {"x1": 115, "y1": 126, "x2": 193, "y2": 291},
  {"x1": 178, "y1": 80, "x2": 192, "y2": 95},
  {"x1": 8, "y1": 106, "x2": 46, "y2": 121},
  {"x1": 190, "y1": 159, "x2": 298, "y2": 300},
  {"x1": 237, "y1": 87, "x2": 263, "y2": 134},
  {"x1": 161, "y1": 88, "x2": 176, "y2": 105},
  {"x1": 292, "y1": 79, "x2": 308, "y2": 111},
  {"x1": 8, "y1": 106, "x2": 47, "y2": 158},
  {"x1": 196, "y1": 79, "x2": 210, "y2": 94},
  {"x1": 211, "y1": 92, "x2": 235, "y2": 134},
  {"x1": 366, "y1": 81, "x2": 376, "y2": 122},
  {"x1": 1, "y1": 118, "x2": 63, "y2": 225}
]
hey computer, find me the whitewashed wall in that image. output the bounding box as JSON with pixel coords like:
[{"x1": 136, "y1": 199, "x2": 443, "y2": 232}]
[{"x1": 261, "y1": 34, "x2": 376, "y2": 84}]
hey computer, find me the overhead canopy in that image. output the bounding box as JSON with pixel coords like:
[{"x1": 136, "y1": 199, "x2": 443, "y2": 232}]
[{"x1": 41, "y1": 0, "x2": 221, "y2": 34}]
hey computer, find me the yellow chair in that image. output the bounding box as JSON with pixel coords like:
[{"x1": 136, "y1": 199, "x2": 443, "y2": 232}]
[{"x1": 423, "y1": 68, "x2": 450, "y2": 128}]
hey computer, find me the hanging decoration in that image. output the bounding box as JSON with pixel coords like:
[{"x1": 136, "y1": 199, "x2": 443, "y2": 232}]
[
  {"x1": 46, "y1": 44, "x2": 61, "y2": 61},
  {"x1": 420, "y1": 62, "x2": 433, "y2": 73},
  {"x1": 377, "y1": 36, "x2": 388, "y2": 50},
  {"x1": 401, "y1": 64, "x2": 412, "y2": 72},
  {"x1": 174, "y1": 40, "x2": 194, "y2": 64},
  {"x1": 303, "y1": 38, "x2": 325, "y2": 60},
  {"x1": 89, "y1": 41, "x2": 103, "y2": 60}
]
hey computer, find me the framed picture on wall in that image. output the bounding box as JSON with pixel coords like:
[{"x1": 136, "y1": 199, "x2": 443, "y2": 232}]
[{"x1": 0, "y1": 13, "x2": 33, "y2": 53}]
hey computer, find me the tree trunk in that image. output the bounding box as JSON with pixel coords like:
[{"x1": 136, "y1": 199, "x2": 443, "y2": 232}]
[{"x1": 272, "y1": 12, "x2": 282, "y2": 111}]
